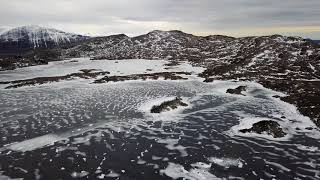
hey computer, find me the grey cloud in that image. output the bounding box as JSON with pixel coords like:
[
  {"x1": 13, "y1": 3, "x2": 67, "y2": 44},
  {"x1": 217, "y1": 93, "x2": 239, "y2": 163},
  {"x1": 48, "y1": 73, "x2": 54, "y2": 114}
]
[{"x1": 0, "y1": 0, "x2": 319, "y2": 38}]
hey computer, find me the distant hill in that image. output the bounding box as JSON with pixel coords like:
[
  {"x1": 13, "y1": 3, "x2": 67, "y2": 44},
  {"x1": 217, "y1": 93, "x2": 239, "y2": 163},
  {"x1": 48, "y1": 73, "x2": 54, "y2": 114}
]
[{"x1": 313, "y1": 40, "x2": 320, "y2": 44}]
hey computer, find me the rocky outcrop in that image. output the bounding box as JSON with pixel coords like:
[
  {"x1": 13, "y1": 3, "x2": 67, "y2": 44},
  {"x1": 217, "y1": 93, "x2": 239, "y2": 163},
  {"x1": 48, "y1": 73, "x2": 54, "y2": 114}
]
[
  {"x1": 150, "y1": 97, "x2": 188, "y2": 113},
  {"x1": 226, "y1": 86, "x2": 247, "y2": 95},
  {"x1": 239, "y1": 120, "x2": 286, "y2": 138},
  {"x1": 93, "y1": 72, "x2": 190, "y2": 84},
  {"x1": 64, "y1": 34, "x2": 129, "y2": 58}
]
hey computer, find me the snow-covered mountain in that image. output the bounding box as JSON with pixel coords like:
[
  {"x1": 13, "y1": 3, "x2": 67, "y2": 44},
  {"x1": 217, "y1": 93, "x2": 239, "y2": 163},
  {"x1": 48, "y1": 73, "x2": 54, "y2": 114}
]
[{"x1": 0, "y1": 25, "x2": 89, "y2": 54}]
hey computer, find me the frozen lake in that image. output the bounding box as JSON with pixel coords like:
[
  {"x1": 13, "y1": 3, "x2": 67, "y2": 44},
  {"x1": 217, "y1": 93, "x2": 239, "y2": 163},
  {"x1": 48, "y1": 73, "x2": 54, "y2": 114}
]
[{"x1": 0, "y1": 59, "x2": 319, "y2": 180}]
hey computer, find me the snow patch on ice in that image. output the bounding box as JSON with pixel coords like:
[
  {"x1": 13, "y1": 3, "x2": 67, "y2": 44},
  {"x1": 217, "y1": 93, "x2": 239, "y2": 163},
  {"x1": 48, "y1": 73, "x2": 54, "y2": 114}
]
[
  {"x1": 209, "y1": 157, "x2": 244, "y2": 168},
  {"x1": 157, "y1": 138, "x2": 188, "y2": 157},
  {"x1": 160, "y1": 162, "x2": 220, "y2": 180},
  {"x1": 296, "y1": 145, "x2": 319, "y2": 152},
  {"x1": 71, "y1": 171, "x2": 89, "y2": 178},
  {"x1": 1, "y1": 121, "x2": 108, "y2": 152},
  {"x1": 3, "y1": 134, "x2": 65, "y2": 152}
]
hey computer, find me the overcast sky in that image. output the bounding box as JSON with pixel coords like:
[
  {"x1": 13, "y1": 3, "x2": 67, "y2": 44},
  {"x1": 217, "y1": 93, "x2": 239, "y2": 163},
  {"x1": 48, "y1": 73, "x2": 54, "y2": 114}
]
[{"x1": 1, "y1": 0, "x2": 320, "y2": 38}]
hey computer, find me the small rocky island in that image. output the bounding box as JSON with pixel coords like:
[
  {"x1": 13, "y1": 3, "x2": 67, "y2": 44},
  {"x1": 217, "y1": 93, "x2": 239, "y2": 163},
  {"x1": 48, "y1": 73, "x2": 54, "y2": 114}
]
[
  {"x1": 226, "y1": 86, "x2": 247, "y2": 95},
  {"x1": 150, "y1": 97, "x2": 188, "y2": 113},
  {"x1": 239, "y1": 120, "x2": 286, "y2": 138}
]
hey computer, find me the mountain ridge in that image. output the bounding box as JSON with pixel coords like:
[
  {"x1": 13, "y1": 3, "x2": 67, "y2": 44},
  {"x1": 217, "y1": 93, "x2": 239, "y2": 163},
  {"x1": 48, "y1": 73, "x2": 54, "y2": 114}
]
[{"x1": 0, "y1": 25, "x2": 89, "y2": 54}]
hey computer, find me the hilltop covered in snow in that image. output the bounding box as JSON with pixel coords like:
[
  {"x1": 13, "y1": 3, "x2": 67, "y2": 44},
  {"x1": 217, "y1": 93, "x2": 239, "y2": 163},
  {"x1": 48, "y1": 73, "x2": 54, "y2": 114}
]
[{"x1": 0, "y1": 25, "x2": 89, "y2": 54}]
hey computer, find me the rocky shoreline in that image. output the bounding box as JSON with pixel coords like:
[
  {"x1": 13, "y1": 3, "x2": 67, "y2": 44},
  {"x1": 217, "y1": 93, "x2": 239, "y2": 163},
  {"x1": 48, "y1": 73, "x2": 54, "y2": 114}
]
[
  {"x1": 93, "y1": 72, "x2": 191, "y2": 84},
  {"x1": 0, "y1": 69, "x2": 110, "y2": 89},
  {"x1": 259, "y1": 79, "x2": 320, "y2": 127},
  {"x1": 200, "y1": 72, "x2": 320, "y2": 127},
  {"x1": 0, "y1": 71, "x2": 191, "y2": 89}
]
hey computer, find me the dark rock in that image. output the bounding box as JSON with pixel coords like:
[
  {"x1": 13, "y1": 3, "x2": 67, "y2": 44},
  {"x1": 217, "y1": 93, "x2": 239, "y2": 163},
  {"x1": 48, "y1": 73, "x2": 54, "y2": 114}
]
[
  {"x1": 150, "y1": 97, "x2": 188, "y2": 113},
  {"x1": 164, "y1": 61, "x2": 180, "y2": 67},
  {"x1": 79, "y1": 69, "x2": 101, "y2": 74},
  {"x1": 239, "y1": 120, "x2": 286, "y2": 138},
  {"x1": 93, "y1": 72, "x2": 190, "y2": 84},
  {"x1": 226, "y1": 86, "x2": 247, "y2": 95},
  {"x1": 203, "y1": 78, "x2": 214, "y2": 83}
]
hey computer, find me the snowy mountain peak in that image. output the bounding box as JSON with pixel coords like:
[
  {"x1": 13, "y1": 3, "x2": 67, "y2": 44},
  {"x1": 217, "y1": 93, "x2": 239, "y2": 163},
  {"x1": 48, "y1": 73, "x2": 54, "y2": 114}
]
[
  {"x1": 0, "y1": 27, "x2": 8, "y2": 35},
  {"x1": 0, "y1": 25, "x2": 89, "y2": 52},
  {"x1": 147, "y1": 30, "x2": 189, "y2": 37}
]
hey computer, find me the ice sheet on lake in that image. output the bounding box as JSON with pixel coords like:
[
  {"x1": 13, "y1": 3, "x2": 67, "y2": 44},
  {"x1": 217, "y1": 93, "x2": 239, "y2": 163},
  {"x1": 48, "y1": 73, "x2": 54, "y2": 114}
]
[{"x1": 0, "y1": 62, "x2": 320, "y2": 179}]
